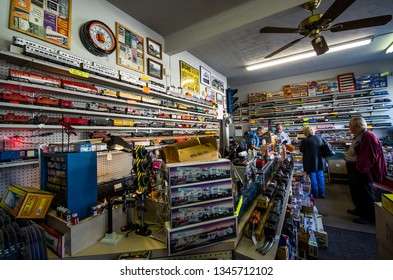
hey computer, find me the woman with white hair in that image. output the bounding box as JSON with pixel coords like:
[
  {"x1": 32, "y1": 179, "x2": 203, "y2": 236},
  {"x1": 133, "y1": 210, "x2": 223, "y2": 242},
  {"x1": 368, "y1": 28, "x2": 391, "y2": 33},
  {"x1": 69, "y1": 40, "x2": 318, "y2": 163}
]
[{"x1": 299, "y1": 126, "x2": 326, "y2": 198}]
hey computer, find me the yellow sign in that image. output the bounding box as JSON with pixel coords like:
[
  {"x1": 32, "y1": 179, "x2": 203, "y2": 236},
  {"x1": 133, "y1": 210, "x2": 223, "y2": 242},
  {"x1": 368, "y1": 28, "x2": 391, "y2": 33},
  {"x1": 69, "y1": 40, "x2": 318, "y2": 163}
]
[
  {"x1": 69, "y1": 68, "x2": 89, "y2": 78},
  {"x1": 179, "y1": 60, "x2": 200, "y2": 94}
]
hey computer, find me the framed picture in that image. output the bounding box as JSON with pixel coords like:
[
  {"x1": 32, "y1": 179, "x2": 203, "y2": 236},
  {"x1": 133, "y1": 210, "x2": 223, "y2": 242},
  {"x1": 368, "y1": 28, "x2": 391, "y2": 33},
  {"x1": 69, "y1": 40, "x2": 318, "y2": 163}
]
[
  {"x1": 200, "y1": 66, "x2": 211, "y2": 86},
  {"x1": 116, "y1": 22, "x2": 145, "y2": 73},
  {"x1": 211, "y1": 75, "x2": 225, "y2": 94},
  {"x1": 216, "y1": 92, "x2": 223, "y2": 105},
  {"x1": 147, "y1": 37, "x2": 162, "y2": 60},
  {"x1": 147, "y1": 58, "x2": 163, "y2": 79},
  {"x1": 9, "y1": 0, "x2": 72, "y2": 49},
  {"x1": 179, "y1": 60, "x2": 200, "y2": 94}
]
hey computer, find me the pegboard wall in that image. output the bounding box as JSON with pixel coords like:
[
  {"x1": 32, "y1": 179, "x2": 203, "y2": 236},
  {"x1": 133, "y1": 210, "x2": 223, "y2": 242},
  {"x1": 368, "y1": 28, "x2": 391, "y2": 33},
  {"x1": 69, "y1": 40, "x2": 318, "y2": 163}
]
[
  {"x1": 0, "y1": 164, "x2": 40, "y2": 197},
  {"x1": 97, "y1": 152, "x2": 134, "y2": 184}
]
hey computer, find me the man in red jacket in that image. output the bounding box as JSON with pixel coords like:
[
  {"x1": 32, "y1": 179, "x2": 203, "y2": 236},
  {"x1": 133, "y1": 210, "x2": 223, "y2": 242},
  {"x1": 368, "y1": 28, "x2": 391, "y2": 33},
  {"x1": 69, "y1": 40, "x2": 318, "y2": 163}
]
[{"x1": 345, "y1": 117, "x2": 387, "y2": 224}]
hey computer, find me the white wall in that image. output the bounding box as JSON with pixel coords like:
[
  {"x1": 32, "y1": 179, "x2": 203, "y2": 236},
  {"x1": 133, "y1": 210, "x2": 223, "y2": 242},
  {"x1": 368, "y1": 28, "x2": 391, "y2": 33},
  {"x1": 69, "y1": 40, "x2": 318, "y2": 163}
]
[{"x1": 0, "y1": 0, "x2": 226, "y2": 93}]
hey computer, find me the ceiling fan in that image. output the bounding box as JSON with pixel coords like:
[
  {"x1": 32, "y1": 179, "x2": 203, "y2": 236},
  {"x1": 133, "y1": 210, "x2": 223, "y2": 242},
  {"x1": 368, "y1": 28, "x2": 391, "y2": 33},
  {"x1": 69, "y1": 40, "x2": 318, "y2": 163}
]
[{"x1": 259, "y1": 0, "x2": 392, "y2": 58}]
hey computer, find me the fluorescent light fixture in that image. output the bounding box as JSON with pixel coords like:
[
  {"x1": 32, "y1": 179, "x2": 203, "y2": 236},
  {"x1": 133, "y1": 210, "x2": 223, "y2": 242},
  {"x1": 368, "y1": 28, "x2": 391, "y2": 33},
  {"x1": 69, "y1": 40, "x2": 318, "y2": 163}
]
[
  {"x1": 246, "y1": 37, "x2": 373, "y2": 71},
  {"x1": 386, "y1": 42, "x2": 393, "y2": 54}
]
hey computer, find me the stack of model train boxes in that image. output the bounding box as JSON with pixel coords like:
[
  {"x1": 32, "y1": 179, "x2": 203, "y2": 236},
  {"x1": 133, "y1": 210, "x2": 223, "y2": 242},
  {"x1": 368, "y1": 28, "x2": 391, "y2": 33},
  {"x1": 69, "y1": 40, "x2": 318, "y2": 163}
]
[
  {"x1": 307, "y1": 79, "x2": 339, "y2": 96},
  {"x1": 248, "y1": 92, "x2": 267, "y2": 103},
  {"x1": 166, "y1": 159, "x2": 237, "y2": 255}
]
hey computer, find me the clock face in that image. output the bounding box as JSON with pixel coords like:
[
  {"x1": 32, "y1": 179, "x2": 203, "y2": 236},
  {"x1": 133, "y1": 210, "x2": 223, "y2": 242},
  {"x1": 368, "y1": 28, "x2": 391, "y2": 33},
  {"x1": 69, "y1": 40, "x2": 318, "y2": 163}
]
[{"x1": 80, "y1": 20, "x2": 116, "y2": 56}]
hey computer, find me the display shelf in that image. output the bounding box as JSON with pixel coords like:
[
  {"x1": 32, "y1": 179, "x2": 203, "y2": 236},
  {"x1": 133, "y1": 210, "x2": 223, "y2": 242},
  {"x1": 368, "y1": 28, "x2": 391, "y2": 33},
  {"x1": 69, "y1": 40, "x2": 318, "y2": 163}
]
[
  {"x1": 234, "y1": 171, "x2": 291, "y2": 260},
  {"x1": 0, "y1": 159, "x2": 39, "y2": 169},
  {"x1": 0, "y1": 79, "x2": 216, "y2": 117},
  {"x1": 249, "y1": 88, "x2": 391, "y2": 126},
  {"x1": 0, "y1": 102, "x2": 218, "y2": 125},
  {"x1": 0, "y1": 50, "x2": 215, "y2": 110},
  {"x1": 250, "y1": 101, "x2": 392, "y2": 118},
  {"x1": 249, "y1": 87, "x2": 388, "y2": 107}
]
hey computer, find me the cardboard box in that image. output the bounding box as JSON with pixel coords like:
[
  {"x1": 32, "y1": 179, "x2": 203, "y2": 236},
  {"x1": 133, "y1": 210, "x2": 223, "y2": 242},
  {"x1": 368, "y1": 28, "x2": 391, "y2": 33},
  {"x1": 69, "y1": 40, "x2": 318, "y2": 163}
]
[
  {"x1": 375, "y1": 202, "x2": 393, "y2": 259},
  {"x1": 0, "y1": 185, "x2": 54, "y2": 219},
  {"x1": 381, "y1": 193, "x2": 393, "y2": 216},
  {"x1": 162, "y1": 137, "x2": 218, "y2": 163},
  {"x1": 313, "y1": 214, "x2": 328, "y2": 248}
]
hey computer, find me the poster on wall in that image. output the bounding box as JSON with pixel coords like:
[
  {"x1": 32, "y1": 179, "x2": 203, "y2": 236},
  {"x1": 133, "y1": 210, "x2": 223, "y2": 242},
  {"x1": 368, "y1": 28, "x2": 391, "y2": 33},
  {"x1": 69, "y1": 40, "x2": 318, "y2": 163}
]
[
  {"x1": 116, "y1": 22, "x2": 145, "y2": 73},
  {"x1": 211, "y1": 74, "x2": 225, "y2": 94},
  {"x1": 9, "y1": 0, "x2": 72, "y2": 49},
  {"x1": 201, "y1": 87, "x2": 216, "y2": 103},
  {"x1": 200, "y1": 66, "x2": 211, "y2": 86},
  {"x1": 179, "y1": 60, "x2": 200, "y2": 94}
]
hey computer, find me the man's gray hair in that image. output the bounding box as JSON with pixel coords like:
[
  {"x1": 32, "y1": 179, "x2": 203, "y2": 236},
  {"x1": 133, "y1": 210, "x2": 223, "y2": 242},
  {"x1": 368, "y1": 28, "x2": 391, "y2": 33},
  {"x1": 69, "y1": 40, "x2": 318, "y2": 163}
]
[{"x1": 350, "y1": 116, "x2": 367, "y2": 129}]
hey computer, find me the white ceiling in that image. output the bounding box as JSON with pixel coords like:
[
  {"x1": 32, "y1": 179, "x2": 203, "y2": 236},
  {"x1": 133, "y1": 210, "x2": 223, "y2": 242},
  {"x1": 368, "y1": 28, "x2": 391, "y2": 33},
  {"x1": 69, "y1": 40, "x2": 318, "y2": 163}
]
[{"x1": 107, "y1": 0, "x2": 393, "y2": 86}]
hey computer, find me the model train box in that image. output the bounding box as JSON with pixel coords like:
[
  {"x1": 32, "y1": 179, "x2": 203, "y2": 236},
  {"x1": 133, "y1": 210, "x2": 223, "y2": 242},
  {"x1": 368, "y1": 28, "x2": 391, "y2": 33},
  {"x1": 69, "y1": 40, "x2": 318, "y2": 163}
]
[
  {"x1": 0, "y1": 185, "x2": 54, "y2": 219},
  {"x1": 381, "y1": 193, "x2": 393, "y2": 216},
  {"x1": 162, "y1": 137, "x2": 218, "y2": 163}
]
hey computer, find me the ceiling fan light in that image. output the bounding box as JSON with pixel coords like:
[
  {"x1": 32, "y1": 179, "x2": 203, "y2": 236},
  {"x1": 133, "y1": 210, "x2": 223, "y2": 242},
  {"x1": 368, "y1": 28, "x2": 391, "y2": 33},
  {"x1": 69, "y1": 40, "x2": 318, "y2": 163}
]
[
  {"x1": 312, "y1": 36, "x2": 329, "y2": 55},
  {"x1": 386, "y1": 42, "x2": 393, "y2": 54}
]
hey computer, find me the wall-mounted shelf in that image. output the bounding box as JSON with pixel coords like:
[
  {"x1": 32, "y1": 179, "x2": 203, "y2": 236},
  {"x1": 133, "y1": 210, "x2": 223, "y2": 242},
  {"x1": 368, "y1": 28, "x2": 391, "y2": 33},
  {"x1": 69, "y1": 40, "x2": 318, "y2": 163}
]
[
  {"x1": 0, "y1": 51, "x2": 216, "y2": 110},
  {"x1": 0, "y1": 159, "x2": 39, "y2": 169}
]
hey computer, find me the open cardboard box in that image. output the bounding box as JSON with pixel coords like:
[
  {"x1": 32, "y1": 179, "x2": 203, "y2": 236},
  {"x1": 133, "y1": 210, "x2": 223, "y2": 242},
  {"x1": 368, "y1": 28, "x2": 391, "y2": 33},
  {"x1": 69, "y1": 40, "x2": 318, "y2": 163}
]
[{"x1": 162, "y1": 137, "x2": 218, "y2": 163}]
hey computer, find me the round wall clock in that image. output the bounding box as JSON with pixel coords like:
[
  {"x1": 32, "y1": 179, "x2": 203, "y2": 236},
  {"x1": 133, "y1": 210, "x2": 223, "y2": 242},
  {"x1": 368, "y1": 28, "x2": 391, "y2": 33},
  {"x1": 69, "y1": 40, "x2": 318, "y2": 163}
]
[{"x1": 80, "y1": 20, "x2": 116, "y2": 56}]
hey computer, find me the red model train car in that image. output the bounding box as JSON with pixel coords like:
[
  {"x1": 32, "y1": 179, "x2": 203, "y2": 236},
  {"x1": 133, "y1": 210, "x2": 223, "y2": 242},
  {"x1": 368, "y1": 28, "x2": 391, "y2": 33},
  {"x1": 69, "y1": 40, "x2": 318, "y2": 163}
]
[
  {"x1": 9, "y1": 69, "x2": 61, "y2": 87},
  {"x1": 1, "y1": 90, "x2": 31, "y2": 103},
  {"x1": 34, "y1": 96, "x2": 59, "y2": 106},
  {"x1": 89, "y1": 131, "x2": 108, "y2": 139},
  {"x1": 59, "y1": 99, "x2": 73, "y2": 108},
  {"x1": 62, "y1": 80, "x2": 98, "y2": 94},
  {"x1": 61, "y1": 117, "x2": 89, "y2": 125},
  {"x1": 35, "y1": 115, "x2": 61, "y2": 125},
  {"x1": 1, "y1": 113, "x2": 30, "y2": 123}
]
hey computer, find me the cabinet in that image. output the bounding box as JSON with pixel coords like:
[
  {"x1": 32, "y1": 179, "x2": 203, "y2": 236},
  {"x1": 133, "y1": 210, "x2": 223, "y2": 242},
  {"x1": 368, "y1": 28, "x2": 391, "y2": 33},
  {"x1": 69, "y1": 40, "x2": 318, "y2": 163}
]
[
  {"x1": 40, "y1": 152, "x2": 97, "y2": 219},
  {"x1": 165, "y1": 159, "x2": 237, "y2": 255}
]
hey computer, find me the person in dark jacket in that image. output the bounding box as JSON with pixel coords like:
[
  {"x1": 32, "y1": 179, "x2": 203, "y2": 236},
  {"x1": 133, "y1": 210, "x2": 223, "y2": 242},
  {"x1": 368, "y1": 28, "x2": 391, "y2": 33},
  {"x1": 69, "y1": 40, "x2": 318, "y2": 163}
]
[
  {"x1": 345, "y1": 116, "x2": 387, "y2": 224},
  {"x1": 299, "y1": 126, "x2": 326, "y2": 198}
]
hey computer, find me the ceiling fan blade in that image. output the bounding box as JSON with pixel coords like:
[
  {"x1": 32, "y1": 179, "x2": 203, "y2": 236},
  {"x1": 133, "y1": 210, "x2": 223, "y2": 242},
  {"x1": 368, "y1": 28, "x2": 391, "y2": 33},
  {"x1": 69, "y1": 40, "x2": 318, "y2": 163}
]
[
  {"x1": 318, "y1": 0, "x2": 356, "y2": 25},
  {"x1": 264, "y1": 37, "x2": 306, "y2": 58},
  {"x1": 259, "y1": 26, "x2": 299, "y2": 34},
  {"x1": 330, "y1": 15, "x2": 393, "y2": 32}
]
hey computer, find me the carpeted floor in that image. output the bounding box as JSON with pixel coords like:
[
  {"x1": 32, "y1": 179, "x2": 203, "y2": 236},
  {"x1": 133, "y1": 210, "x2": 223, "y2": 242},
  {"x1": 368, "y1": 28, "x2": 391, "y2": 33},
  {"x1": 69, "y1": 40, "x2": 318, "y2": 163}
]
[{"x1": 318, "y1": 225, "x2": 378, "y2": 260}]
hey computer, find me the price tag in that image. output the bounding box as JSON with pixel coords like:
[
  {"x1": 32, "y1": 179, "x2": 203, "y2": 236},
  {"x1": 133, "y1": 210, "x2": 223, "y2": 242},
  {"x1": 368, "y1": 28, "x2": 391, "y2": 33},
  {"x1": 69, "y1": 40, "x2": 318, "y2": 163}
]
[
  {"x1": 107, "y1": 152, "x2": 112, "y2": 161},
  {"x1": 69, "y1": 68, "x2": 89, "y2": 78},
  {"x1": 127, "y1": 100, "x2": 136, "y2": 104}
]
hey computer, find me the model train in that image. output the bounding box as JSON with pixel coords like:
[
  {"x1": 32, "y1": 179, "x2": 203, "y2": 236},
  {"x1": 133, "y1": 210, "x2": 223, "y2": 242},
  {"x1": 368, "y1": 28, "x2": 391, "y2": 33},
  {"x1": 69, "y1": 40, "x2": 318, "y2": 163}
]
[
  {"x1": 1, "y1": 90, "x2": 74, "y2": 108},
  {"x1": 7, "y1": 68, "x2": 206, "y2": 116},
  {"x1": 12, "y1": 37, "x2": 212, "y2": 103}
]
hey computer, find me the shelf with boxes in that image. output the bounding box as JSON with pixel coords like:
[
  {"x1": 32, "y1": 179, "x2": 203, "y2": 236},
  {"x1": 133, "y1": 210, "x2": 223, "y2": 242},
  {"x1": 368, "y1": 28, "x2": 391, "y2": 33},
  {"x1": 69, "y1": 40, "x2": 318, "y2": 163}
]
[{"x1": 165, "y1": 159, "x2": 237, "y2": 256}]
